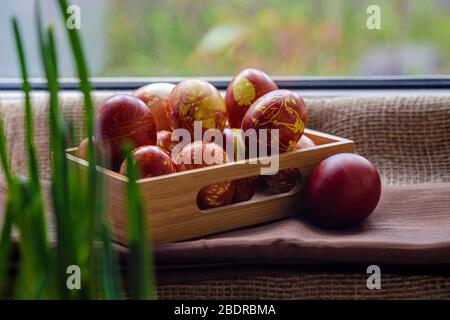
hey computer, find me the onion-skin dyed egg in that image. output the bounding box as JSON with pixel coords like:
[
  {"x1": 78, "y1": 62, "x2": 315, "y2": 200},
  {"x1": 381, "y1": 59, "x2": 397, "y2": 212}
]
[
  {"x1": 225, "y1": 68, "x2": 278, "y2": 128},
  {"x1": 94, "y1": 94, "x2": 157, "y2": 170},
  {"x1": 76, "y1": 137, "x2": 90, "y2": 160},
  {"x1": 133, "y1": 82, "x2": 175, "y2": 131},
  {"x1": 119, "y1": 145, "x2": 177, "y2": 179},
  {"x1": 260, "y1": 134, "x2": 315, "y2": 194},
  {"x1": 156, "y1": 130, "x2": 178, "y2": 155},
  {"x1": 167, "y1": 79, "x2": 227, "y2": 136},
  {"x1": 222, "y1": 127, "x2": 259, "y2": 203},
  {"x1": 174, "y1": 141, "x2": 235, "y2": 209},
  {"x1": 241, "y1": 89, "x2": 307, "y2": 154}
]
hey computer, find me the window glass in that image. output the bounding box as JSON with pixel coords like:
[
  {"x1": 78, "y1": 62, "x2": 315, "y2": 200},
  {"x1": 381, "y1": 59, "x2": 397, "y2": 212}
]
[{"x1": 1, "y1": 0, "x2": 449, "y2": 77}]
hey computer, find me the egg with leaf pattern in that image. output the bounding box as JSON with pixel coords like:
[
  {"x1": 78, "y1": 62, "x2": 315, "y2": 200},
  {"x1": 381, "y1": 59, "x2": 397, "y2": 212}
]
[
  {"x1": 173, "y1": 141, "x2": 235, "y2": 209},
  {"x1": 167, "y1": 79, "x2": 227, "y2": 137},
  {"x1": 241, "y1": 89, "x2": 307, "y2": 153},
  {"x1": 225, "y1": 68, "x2": 278, "y2": 128},
  {"x1": 260, "y1": 134, "x2": 315, "y2": 194}
]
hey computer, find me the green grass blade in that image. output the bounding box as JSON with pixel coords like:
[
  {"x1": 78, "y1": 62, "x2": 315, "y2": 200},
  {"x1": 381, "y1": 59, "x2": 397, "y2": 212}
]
[
  {"x1": 0, "y1": 117, "x2": 13, "y2": 297},
  {"x1": 126, "y1": 151, "x2": 156, "y2": 300},
  {"x1": 12, "y1": 18, "x2": 52, "y2": 298},
  {"x1": 58, "y1": 0, "x2": 122, "y2": 299},
  {"x1": 34, "y1": 2, "x2": 68, "y2": 298},
  {"x1": 56, "y1": 1, "x2": 97, "y2": 244},
  {"x1": 49, "y1": 28, "x2": 73, "y2": 299},
  {"x1": 12, "y1": 178, "x2": 53, "y2": 299},
  {"x1": 0, "y1": 90, "x2": 16, "y2": 299},
  {"x1": 0, "y1": 194, "x2": 13, "y2": 297},
  {"x1": 7, "y1": 11, "x2": 54, "y2": 299},
  {"x1": 57, "y1": 0, "x2": 96, "y2": 237},
  {"x1": 99, "y1": 223, "x2": 122, "y2": 300},
  {"x1": 12, "y1": 18, "x2": 41, "y2": 194},
  {"x1": 0, "y1": 117, "x2": 12, "y2": 187},
  {"x1": 57, "y1": 0, "x2": 96, "y2": 185}
]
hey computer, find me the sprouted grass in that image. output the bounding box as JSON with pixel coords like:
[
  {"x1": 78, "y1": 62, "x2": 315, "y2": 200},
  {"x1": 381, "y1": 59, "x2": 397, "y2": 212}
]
[{"x1": 0, "y1": 0, "x2": 155, "y2": 299}]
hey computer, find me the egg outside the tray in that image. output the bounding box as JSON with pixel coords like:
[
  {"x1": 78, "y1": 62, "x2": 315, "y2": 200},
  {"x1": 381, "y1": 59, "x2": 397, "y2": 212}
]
[
  {"x1": 260, "y1": 134, "x2": 316, "y2": 194},
  {"x1": 305, "y1": 153, "x2": 382, "y2": 229},
  {"x1": 174, "y1": 141, "x2": 235, "y2": 209},
  {"x1": 119, "y1": 145, "x2": 177, "y2": 178},
  {"x1": 133, "y1": 82, "x2": 175, "y2": 131},
  {"x1": 222, "y1": 127, "x2": 259, "y2": 203},
  {"x1": 167, "y1": 79, "x2": 227, "y2": 137},
  {"x1": 241, "y1": 89, "x2": 308, "y2": 153},
  {"x1": 94, "y1": 94, "x2": 157, "y2": 170},
  {"x1": 225, "y1": 68, "x2": 278, "y2": 128}
]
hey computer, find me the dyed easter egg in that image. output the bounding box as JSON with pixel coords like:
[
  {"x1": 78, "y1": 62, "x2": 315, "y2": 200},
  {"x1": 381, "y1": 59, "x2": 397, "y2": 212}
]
[
  {"x1": 94, "y1": 94, "x2": 157, "y2": 170},
  {"x1": 306, "y1": 153, "x2": 382, "y2": 228},
  {"x1": 233, "y1": 175, "x2": 260, "y2": 203},
  {"x1": 76, "y1": 137, "x2": 90, "y2": 160},
  {"x1": 174, "y1": 141, "x2": 235, "y2": 209},
  {"x1": 133, "y1": 82, "x2": 175, "y2": 131},
  {"x1": 260, "y1": 134, "x2": 315, "y2": 194},
  {"x1": 225, "y1": 68, "x2": 278, "y2": 128},
  {"x1": 241, "y1": 90, "x2": 307, "y2": 153},
  {"x1": 167, "y1": 80, "x2": 227, "y2": 137},
  {"x1": 119, "y1": 145, "x2": 177, "y2": 178},
  {"x1": 76, "y1": 137, "x2": 104, "y2": 162},
  {"x1": 222, "y1": 127, "x2": 259, "y2": 203},
  {"x1": 156, "y1": 130, "x2": 178, "y2": 154}
]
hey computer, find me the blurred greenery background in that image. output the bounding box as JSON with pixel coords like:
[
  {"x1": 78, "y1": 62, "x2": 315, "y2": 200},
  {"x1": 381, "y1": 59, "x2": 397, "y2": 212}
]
[
  {"x1": 104, "y1": 0, "x2": 450, "y2": 76},
  {"x1": 1, "y1": 0, "x2": 450, "y2": 77}
]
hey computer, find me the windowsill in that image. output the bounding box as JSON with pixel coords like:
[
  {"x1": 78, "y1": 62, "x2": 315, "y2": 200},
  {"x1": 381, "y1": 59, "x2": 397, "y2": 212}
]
[
  {"x1": 1, "y1": 89, "x2": 450, "y2": 101},
  {"x1": 1, "y1": 76, "x2": 449, "y2": 100}
]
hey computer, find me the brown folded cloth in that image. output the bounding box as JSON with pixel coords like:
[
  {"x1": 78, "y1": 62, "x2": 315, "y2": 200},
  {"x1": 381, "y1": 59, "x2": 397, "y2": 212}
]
[{"x1": 153, "y1": 183, "x2": 450, "y2": 268}]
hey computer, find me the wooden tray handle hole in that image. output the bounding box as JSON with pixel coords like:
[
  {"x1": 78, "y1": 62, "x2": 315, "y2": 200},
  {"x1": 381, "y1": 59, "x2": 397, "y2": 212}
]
[
  {"x1": 197, "y1": 168, "x2": 303, "y2": 212},
  {"x1": 259, "y1": 168, "x2": 302, "y2": 196}
]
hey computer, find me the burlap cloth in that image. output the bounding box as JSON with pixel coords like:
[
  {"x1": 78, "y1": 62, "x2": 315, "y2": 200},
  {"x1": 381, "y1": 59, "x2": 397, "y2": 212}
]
[{"x1": 1, "y1": 93, "x2": 449, "y2": 299}]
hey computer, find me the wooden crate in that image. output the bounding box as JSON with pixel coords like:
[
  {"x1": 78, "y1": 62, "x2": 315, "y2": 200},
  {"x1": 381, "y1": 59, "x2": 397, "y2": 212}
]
[{"x1": 66, "y1": 129, "x2": 354, "y2": 244}]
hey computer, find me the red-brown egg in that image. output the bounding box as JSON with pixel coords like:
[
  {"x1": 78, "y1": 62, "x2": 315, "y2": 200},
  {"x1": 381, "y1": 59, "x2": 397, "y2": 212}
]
[
  {"x1": 76, "y1": 136, "x2": 105, "y2": 161},
  {"x1": 167, "y1": 80, "x2": 227, "y2": 136},
  {"x1": 94, "y1": 94, "x2": 157, "y2": 170},
  {"x1": 260, "y1": 169, "x2": 300, "y2": 195},
  {"x1": 305, "y1": 153, "x2": 382, "y2": 229},
  {"x1": 76, "y1": 137, "x2": 90, "y2": 160},
  {"x1": 76, "y1": 137, "x2": 119, "y2": 169},
  {"x1": 225, "y1": 68, "x2": 278, "y2": 128},
  {"x1": 241, "y1": 90, "x2": 307, "y2": 153},
  {"x1": 296, "y1": 134, "x2": 315, "y2": 150},
  {"x1": 260, "y1": 134, "x2": 315, "y2": 194},
  {"x1": 261, "y1": 135, "x2": 315, "y2": 194},
  {"x1": 156, "y1": 130, "x2": 178, "y2": 155},
  {"x1": 174, "y1": 141, "x2": 235, "y2": 209},
  {"x1": 222, "y1": 127, "x2": 245, "y2": 161},
  {"x1": 233, "y1": 175, "x2": 260, "y2": 203},
  {"x1": 132, "y1": 83, "x2": 175, "y2": 131},
  {"x1": 222, "y1": 127, "x2": 259, "y2": 203},
  {"x1": 119, "y1": 145, "x2": 177, "y2": 178}
]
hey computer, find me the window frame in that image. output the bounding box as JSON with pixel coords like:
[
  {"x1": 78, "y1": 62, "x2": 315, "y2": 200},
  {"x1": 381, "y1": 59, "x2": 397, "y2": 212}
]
[{"x1": 1, "y1": 77, "x2": 450, "y2": 94}]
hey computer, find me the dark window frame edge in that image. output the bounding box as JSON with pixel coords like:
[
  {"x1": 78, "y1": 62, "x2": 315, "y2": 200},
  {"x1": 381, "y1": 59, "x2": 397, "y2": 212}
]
[{"x1": 1, "y1": 77, "x2": 450, "y2": 91}]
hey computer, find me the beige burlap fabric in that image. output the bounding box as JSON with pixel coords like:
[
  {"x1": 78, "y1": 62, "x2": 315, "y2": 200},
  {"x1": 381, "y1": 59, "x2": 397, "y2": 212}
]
[
  {"x1": 0, "y1": 93, "x2": 114, "y2": 180},
  {"x1": 1, "y1": 93, "x2": 449, "y2": 299},
  {"x1": 307, "y1": 95, "x2": 450, "y2": 185},
  {"x1": 158, "y1": 274, "x2": 450, "y2": 300},
  {"x1": 1, "y1": 93, "x2": 449, "y2": 185}
]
